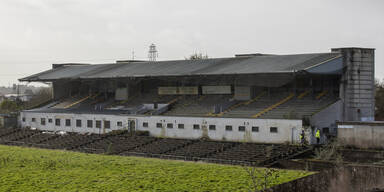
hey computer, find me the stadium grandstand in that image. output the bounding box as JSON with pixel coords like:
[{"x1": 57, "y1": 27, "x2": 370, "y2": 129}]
[{"x1": 17, "y1": 47, "x2": 375, "y2": 145}]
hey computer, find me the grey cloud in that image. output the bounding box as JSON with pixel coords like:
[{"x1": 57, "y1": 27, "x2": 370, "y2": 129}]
[{"x1": 0, "y1": 0, "x2": 383, "y2": 85}]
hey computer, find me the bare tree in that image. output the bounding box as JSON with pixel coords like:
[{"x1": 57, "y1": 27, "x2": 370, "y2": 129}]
[
  {"x1": 185, "y1": 53, "x2": 209, "y2": 60},
  {"x1": 0, "y1": 100, "x2": 20, "y2": 113},
  {"x1": 314, "y1": 140, "x2": 343, "y2": 162},
  {"x1": 243, "y1": 165, "x2": 280, "y2": 192},
  {"x1": 243, "y1": 147, "x2": 280, "y2": 192},
  {"x1": 375, "y1": 79, "x2": 384, "y2": 120}
]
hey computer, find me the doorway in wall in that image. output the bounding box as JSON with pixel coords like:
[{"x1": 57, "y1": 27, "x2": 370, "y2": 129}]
[{"x1": 127, "y1": 118, "x2": 137, "y2": 133}]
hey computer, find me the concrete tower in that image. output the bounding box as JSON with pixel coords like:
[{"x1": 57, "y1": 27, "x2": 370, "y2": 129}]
[{"x1": 332, "y1": 47, "x2": 375, "y2": 122}]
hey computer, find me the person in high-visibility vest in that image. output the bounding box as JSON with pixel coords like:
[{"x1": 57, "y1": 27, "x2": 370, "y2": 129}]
[{"x1": 315, "y1": 129, "x2": 321, "y2": 144}]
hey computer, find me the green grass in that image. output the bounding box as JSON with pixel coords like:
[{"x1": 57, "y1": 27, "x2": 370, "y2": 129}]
[{"x1": 0, "y1": 145, "x2": 312, "y2": 192}]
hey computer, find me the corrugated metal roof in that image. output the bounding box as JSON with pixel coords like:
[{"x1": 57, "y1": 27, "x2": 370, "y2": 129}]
[{"x1": 19, "y1": 52, "x2": 341, "y2": 82}]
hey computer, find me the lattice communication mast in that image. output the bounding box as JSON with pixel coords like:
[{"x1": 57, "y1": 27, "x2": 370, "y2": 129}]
[{"x1": 148, "y1": 43, "x2": 158, "y2": 61}]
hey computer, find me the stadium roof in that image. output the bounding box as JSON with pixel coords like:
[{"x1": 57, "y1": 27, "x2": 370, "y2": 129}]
[{"x1": 20, "y1": 52, "x2": 342, "y2": 82}]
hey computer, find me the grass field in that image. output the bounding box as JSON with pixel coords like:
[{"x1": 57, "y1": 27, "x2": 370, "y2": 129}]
[{"x1": 0, "y1": 145, "x2": 312, "y2": 192}]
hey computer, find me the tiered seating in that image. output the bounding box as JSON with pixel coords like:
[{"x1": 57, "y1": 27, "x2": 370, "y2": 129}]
[
  {"x1": 16, "y1": 132, "x2": 59, "y2": 147},
  {"x1": 213, "y1": 92, "x2": 266, "y2": 117},
  {"x1": 121, "y1": 92, "x2": 172, "y2": 108},
  {"x1": 0, "y1": 128, "x2": 19, "y2": 137},
  {"x1": 64, "y1": 95, "x2": 92, "y2": 109},
  {"x1": 39, "y1": 133, "x2": 102, "y2": 150},
  {"x1": 78, "y1": 135, "x2": 157, "y2": 154},
  {"x1": 252, "y1": 93, "x2": 295, "y2": 118},
  {"x1": 67, "y1": 94, "x2": 103, "y2": 110},
  {"x1": 72, "y1": 99, "x2": 96, "y2": 110},
  {"x1": 208, "y1": 143, "x2": 308, "y2": 165},
  {"x1": 222, "y1": 90, "x2": 338, "y2": 119},
  {"x1": 163, "y1": 140, "x2": 237, "y2": 158},
  {"x1": 0, "y1": 129, "x2": 313, "y2": 166},
  {"x1": 106, "y1": 91, "x2": 177, "y2": 113},
  {"x1": 258, "y1": 92, "x2": 338, "y2": 119},
  {"x1": 255, "y1": 145, "x2": 311, "y2": 166},
  {"x1": 209, "y1": 143, "x2": 272, "y2": 163},
  {"x1": 0, "y1": 129, "x2": 39, "y2": 145},
  {"x1": 316, "y1": 90, "x2": 328, "y2": 100},
  {"x1": 164, "y1": 95, "x2": 232, "y2": 116},
  {"x1": 51, "y1": 96, "x2": 85, "y2": 109},
  {"x1": 125, "y1": 138, "x2": 196, "y2": 155},
  {"x1": 223, "y1": 92, "x2": 291, "y2": 118}
]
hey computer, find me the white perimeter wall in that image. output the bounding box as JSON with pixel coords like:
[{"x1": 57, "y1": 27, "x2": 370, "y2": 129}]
[
  {"x1": 20, "y1": 112, "x2": 302, "y2": 144},
  {"x1": 338, "y1": 123, "x2": 384, "y2": 149}
]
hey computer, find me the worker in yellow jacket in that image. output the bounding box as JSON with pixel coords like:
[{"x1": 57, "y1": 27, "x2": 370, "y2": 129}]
[{"x1": 315, "y1": 129, "x2": 321, "y2": 144}]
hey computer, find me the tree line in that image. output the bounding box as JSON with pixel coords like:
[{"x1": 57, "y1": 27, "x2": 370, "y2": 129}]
[{"x1": 0, "y1": 87, "x2": 52, "y2": 114}]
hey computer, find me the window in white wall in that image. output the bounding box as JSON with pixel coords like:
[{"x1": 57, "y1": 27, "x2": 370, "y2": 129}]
[
  {"x1": 193, "y1": 124, "x2": 200, "y2": 130},
  {"x1": 32, "y1": 118, "x2": 36, "y2": 122},
  {"x1": 48, "y1": 119, "x2": 53, "y2": 123},
  {"x1": 209, "y1": 125, "x2": 216, "y2": 131},
  {"x1": 142, "y1": 122, "x2": 148, "y2": 128},
  {"x1": 87, "y1": 120, "x2": 93, "y2": 128},
  {"x1": 270, "y1": 127, "x2": 278, "y2": 133},
  {"x1": 252, "y1": 126, "x2": 259, "y2": 132},
  {"x1": 96, "y1": 120, "x2": 102, "y2": 129},
  {"x1": 167, "y1": 123, "x2": 173, "y2": 129},
  {"x1": 65, "y1": 119, "x2": 71, "y2": 127},
  {"x1": 22, "y1": 117, "x2": 25, "y2": 122},
  {"x1": 76, "y1": 120, "x2": 82, "y2": 127},
  {"x1": 156, "y1": 123, "x2": 162, "y2": 128},
  {"x1": 178, "y1": 124, "x2": 184, "y2": 129},
  {"x1": 104, "y1": 121, "x2": 111, "y2": 129},
  {"x1": 55, "y1": 119, "x2": 61, "y2": 126},
  {"x1": 238, "y1": 126, "x2": 245, "y2": 132},
  {"x1": 117, "y1": 121, "x2": 123, "y2": 127},
  {"x1": 225, "y1": 125, "x2": 233, "y2": 131},
  {"x1": 41, "y1": 118, "x2": 46, "y2": 125}
]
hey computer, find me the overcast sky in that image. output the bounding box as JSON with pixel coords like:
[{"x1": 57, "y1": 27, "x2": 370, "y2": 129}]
[{"x1": 0, "y1": 0, "x2": 383, "y2": 86}]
